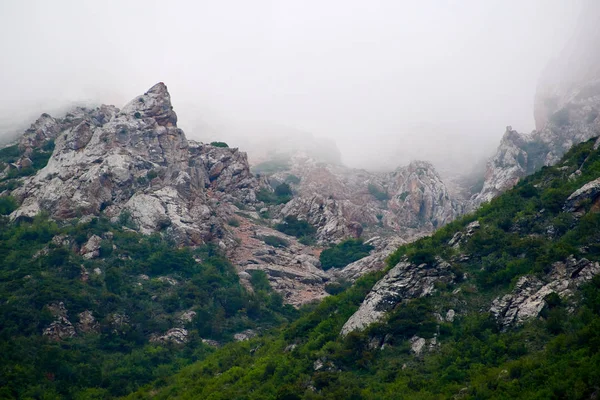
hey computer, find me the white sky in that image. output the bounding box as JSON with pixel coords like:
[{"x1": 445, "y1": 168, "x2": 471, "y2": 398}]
[{"x1": 0, "y1": 0, "x2": 585, "y2": 171}]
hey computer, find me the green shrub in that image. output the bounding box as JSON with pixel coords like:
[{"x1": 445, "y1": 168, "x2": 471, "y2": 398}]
[
  {"x1": 261, "y1": 235, "x2": 289, "y2": 248},
  {"x1": 210, "y1": 141, "x2": 229, "y2": 148},
  {"x1": 275, "y1": 215, "x2": 316, "y2": 238},
  {"x1": 0, "y1": 196, "x2": 18, "y2": 215},
  {"x1": 227, "y1": 218, "x2": 240, "y2": 227},
  {"x1": 0, "y1": 144, "x2": 21, "y2": 163},
  {"x1": 368, "y1": 184, "x2": 390, "y2": 201},
  {"x1": 275, "y1": 182, "x2": 292, "y2": 197},
  {"x1": 285, "y1": 174, "x2": 301, "y2": 184},
  {"x1": 320, "y1": 239, "x2": 374, "y2": 270},
  {"x1": 257, "y1": 184, "x2": 293, "y2": 205},
  {"x1": 252, "y1": 160, "x2": 290, "y2": 175}
]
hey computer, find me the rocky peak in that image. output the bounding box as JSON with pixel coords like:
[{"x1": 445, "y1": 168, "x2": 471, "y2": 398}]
[
  {"x1": 121, "y1": 82, "x2": 177, "y2": 127},
  {"x1": 9, "y1": 83, "x2": 261, "y2": 246},
  {"x1": 472, "y1": 3, "x2": 600, "y2": 206}
]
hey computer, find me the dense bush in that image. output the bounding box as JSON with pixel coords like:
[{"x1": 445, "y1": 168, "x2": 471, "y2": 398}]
[
  {"x1": 210, "y1": 141, "x2": 229, "y2": 148},
  {"x1": 256, "y1": 183, "x2": 293, "y2": 205},
  {"x1": 368, "y1": 184, "x2": 390, "y2": 201},
  {"x1": 275, "y1": 215, "x2": 316, "y2": 240},
  {"x1": 284, "y1": 174, "x2": 301, "y2": 184},
  {"x1": 261, "y1": 235, "x2": 289, "y2": 248},
  {"x1": 0, "y1": 196, "x2": 17, "y2": 215},
  {"x1": 320, "y1": 238, "x2": 374, "y2": 270},
  {"x1": 0, "y1": 216, "x2": 297, "y2": 398}
]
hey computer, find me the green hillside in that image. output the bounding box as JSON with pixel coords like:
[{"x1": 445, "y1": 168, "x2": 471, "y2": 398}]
[{"x1": 123, "y1": 138, "x2": 600, "y2": 400}]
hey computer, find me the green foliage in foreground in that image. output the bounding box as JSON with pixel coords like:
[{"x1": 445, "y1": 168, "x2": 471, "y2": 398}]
[
  {"x1": 126, "y1": 277, "x2": 600, "y2": 400},
  {"x1": 126, "y1": 138, "x2": 600, "y2": 399},
  {"x1": 0, "y1": 216, "x2": 297, "y2": 399},
  {"x1": 320, "y1": 238, "x2": 374, "y2": 270}
]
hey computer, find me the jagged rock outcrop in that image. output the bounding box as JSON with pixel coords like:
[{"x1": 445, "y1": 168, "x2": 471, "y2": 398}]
[
  {"x1": 341, "y1": 259, "x2": 455, "y2": 335},
  {"x1": 76, "y1": 310, "x2": 99, "y2": 333},
  {"x1": 473, "y1": 4, "x2": 600, "y2": 206},
  {"x1": 330, "y1": 236, "x2": 406, "y2": 282},
  {"x1": 386, "y1": 161, "x2": 460, "y2": 229},
  {"x1": 564, "y1": 176, "x2": 600, "y2": 212},
  {"x1": 81, "y1": 234, "x2": 102, "y2": 259},
  {"x1": 271, "y1": 153, "x2": 461, "y2": 243},
  {"x1": 9, "y1": 83, "x2": 261, "y2": 246},
  {"x1": 229, "y1": 217, "x2": 328, "y2": 306},
  {"x1": 43, "y1": 302, "x2": 76, "y2": 341},
  {"x1": 447, "y1": 220, "x2": 480, "y2": 249},
  {"x1": 490, "y1": 257, "x2": 600, "y2": 329},
  {"x1": 150, "y1": 328, "x2": 189, "y2": 345}
]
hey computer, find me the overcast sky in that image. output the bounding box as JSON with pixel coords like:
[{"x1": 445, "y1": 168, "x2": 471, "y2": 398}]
[{"x1": 0, "y1": 0, "x2": 585, "y2": 172}]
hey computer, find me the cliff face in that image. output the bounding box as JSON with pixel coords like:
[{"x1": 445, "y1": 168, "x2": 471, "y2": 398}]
[
  {"x1": 269, "y1": 153, "x2": 462, "y2": 244},
  {"x1": 10, "y1": 83, "x2": 259, "y2": 247},
  {"x1": 473, "y1": 4, "x2": 600, "y2": 206},
  {"x1": 1, "y1": 83, "x2": 467, "y2": 307}
]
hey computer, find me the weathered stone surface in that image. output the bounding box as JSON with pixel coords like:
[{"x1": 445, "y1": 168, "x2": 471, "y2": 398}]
[
  {"x1": 233, "y1": 329, "x2": 257, "y2": 341},
  {"x1": 564, "y1": 177, "x2": 600, "y2": 212},
  {"x1": 490, "y1": 257, "x2": 600, "y2": 329},
  {"x1": 331, "y1": 236, "x2": 406, "y2": 282},
  {"x1": 273, "y1": 153, "x2": 461, "y2": 244},
  {"x1": 76, "y1": 310, "x2": 99, "y2": 333},
  {"x1": 43, "y1": 302, "x2": 76, "y2": 341},
  {"x1": 10, "y1": 83, "x2": 262, "y2": 247},
  {"x1": 341, "y1": 260, "x2": 454, "y2": 335},
  {"x1": 81, "y1": 235, "x2": 102, "y2": 259},
  {"x1": 43, "y1": 317, "x2": 76, "y2": 341},
  {"x1": 150, "y1": 328, "x2": 189, "y2": 345}
]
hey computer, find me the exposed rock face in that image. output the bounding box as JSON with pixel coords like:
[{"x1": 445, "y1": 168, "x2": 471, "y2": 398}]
[
  {"x1": 233, "y1": 329, "x2": 257, "y2": 342},
  {"x1": 77, "y1": 310, "x2": 99, "y2": 333},
  {"x1": 341, "y1": 259, "x2": 455, "y2": 335},
  {"x1": 564, "y1": 177, "x2": 600, "y2": 212},
  {"x1": 150, "y1": 328, "x2": 189, "y2": 345},
  {"x1": 43, "y1": 302, "x2": 76, "y2": 341},
  {"x1": 273, "y1": 153, "x2": 461, "y2": 243},
  {"x1": 490, "y1": 257, "x2": 600, "y2": 329},
  {"x1": 473, "y1": 5, "x2": 600, "y2": 206},
  {"x1": 386, "y1": 161, "x2": 460, "y2": 229},
  {"x1": 447, "y1": 220, "x2": 480, "y2": 249},
  {"x1": 330, "y1": 236, "x2": 406, "y2": 282},
  {"x1": 81, "y1": 235, "x2": 102, "y2": 259},
  {"x1": 229, "y1": 217, "x2": 328, "y2": 306},
  {"x1": 10, "y1": 83, "x2": 261, "y2": 246}
]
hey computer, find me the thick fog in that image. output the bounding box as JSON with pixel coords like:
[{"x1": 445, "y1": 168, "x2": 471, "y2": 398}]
[{"x1": 0, "y1": 0, "x2": 585, "y2": 172}]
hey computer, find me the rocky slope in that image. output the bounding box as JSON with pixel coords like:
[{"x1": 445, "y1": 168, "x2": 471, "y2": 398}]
[
  {"x1": 263, "y1": 152, "x2": 462, "y2": 244},
  {"x1": 10, "y1": 84, "x2": 262, "y2": 247},
  {"x1": 0, "y1": 83, "x2": 464, "y2": 308},
  {"x1": 341, "y1": 137, "x2": 600, "y2": 337}
]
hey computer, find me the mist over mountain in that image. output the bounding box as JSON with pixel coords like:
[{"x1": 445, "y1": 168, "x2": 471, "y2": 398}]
[
  {"x1": 4, "y1": 2, "x2": 600, "y2": 399},
  {"x1": 0, "y1": 0, "x2": 585, "y2": 173}
]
